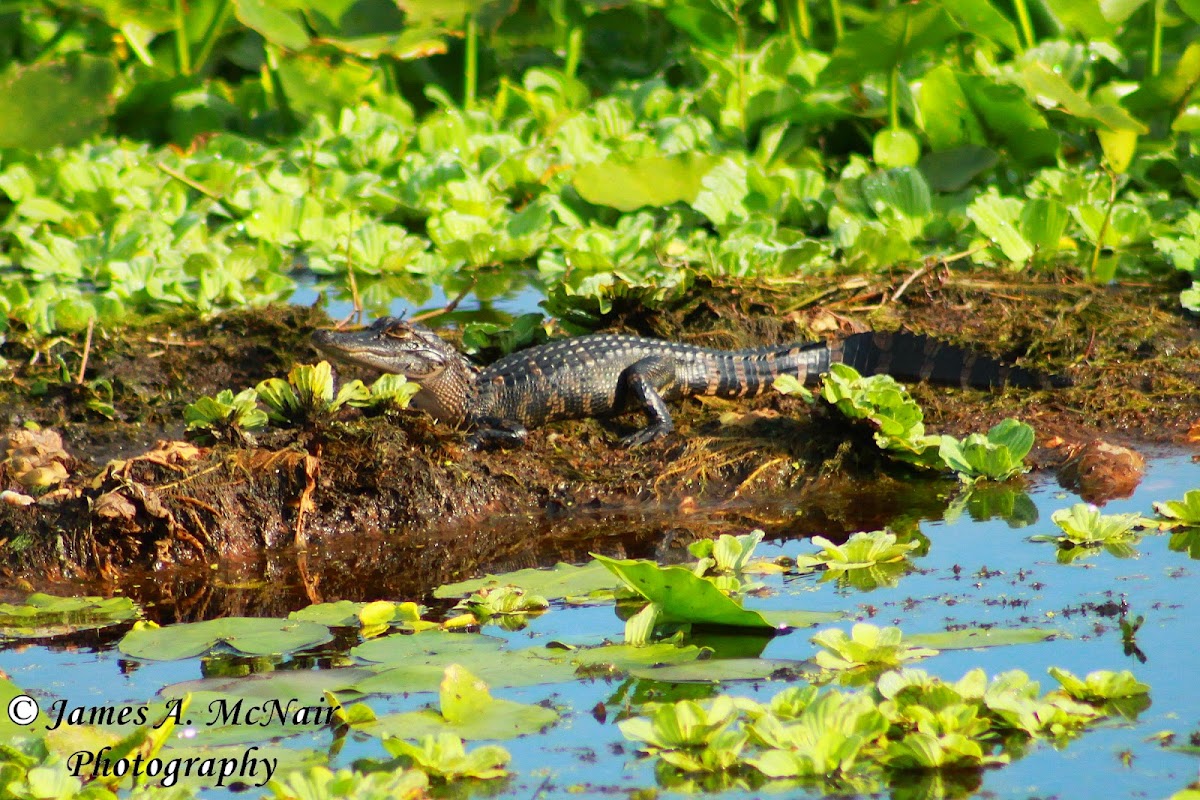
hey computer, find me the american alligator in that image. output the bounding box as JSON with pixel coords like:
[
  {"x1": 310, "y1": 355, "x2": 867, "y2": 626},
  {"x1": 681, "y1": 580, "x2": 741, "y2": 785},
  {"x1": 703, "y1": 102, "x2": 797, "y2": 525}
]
[{"x1": 312, "y1": 318, "x2": 1067, "y2": 448}]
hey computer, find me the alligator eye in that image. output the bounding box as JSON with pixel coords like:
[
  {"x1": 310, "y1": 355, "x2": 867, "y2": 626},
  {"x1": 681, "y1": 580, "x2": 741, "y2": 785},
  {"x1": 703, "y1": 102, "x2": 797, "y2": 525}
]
[{"x1": 383, "y1": 324, "x2": 412, "y2": 340}]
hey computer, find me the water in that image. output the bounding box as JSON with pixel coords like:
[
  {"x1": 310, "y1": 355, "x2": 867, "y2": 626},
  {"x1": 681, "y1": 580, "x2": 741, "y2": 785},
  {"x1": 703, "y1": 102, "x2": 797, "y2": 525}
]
[
  {"x1": 289, "y1": 272, "x2": 548, "y2": 322},
  {"x1": 3, "y1": 452, "x2": 1199, "y2": 798}
]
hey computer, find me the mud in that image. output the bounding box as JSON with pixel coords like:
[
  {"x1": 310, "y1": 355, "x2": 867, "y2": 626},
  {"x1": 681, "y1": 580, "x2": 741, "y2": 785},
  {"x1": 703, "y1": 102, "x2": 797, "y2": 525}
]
[{"x1": 0, "y1": 271, "x2": 1196, "y2": 615}]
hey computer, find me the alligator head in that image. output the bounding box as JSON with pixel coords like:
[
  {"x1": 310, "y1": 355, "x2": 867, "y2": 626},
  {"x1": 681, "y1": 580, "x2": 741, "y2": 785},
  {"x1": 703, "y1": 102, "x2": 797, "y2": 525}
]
[{"x1": 311, "y1": 317, "x2": 476, "y2": 426}]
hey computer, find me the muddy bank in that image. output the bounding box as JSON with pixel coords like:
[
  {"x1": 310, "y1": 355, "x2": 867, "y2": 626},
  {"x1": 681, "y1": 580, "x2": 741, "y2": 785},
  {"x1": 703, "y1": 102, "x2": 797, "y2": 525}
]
[{"x1": 0, "y1": 271, "x2": 1196, "y2": 612}]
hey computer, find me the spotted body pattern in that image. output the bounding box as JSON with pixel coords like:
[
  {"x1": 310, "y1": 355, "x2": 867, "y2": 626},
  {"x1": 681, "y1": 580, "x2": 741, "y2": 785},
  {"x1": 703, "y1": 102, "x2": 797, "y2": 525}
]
[{"x1": 312, "y1": 318, "x2": 1065, "y2": 448}]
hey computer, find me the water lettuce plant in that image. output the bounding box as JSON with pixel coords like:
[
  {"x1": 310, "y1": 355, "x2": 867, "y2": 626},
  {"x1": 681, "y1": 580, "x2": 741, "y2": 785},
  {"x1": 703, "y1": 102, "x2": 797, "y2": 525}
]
[
  {"x1": 1155, "y1": 490, "x2": 1200, "y2": 529},
  {"x1": 619, "y1": 664, "x2": 1148, "y2": 786},
  {"x1": 938, "y1": 419, "x2": 1036, "y2": 482},
  {"x1": 183, "y1": 388, "x2": 268, "y2": 443},
  {"x1": 816, "y1": 365, "x2": 1037, "y2": 480},
  {"x1": 811, "y1": 623, "x2": 939, "y2": 672},
  {"x1": 1031, "y1": 503, "x2": 1153, "y2": 561}
]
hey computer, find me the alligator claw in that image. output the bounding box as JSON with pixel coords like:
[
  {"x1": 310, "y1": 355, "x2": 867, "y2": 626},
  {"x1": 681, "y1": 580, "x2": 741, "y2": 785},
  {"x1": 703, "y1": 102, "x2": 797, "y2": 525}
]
[{"x1": 618, "y1": 423, "x2": 673, "y2": 448}]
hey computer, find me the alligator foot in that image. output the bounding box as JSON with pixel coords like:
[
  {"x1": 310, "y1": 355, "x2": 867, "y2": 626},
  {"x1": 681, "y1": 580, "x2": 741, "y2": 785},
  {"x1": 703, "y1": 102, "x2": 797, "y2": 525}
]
[
  {"x1": 467, "y1": 419, "x2": 528, "y2": 450},
  {"x1": 619, "y1": 422, "x2": 673, "y2": 448}
]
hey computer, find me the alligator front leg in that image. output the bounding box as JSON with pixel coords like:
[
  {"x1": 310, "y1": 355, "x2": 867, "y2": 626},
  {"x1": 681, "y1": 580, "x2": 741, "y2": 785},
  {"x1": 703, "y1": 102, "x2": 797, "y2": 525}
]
[
  {"x1": 618, "y1": 356, "x2": 677, "y2": 448},
  {"x1": 466, "y1": 418, "x2": 528, "y2": 450}
]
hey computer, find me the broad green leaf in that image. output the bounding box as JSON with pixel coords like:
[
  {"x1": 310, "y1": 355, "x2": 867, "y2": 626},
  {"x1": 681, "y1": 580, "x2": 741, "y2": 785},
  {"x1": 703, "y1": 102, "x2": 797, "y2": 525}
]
[
  {"x1": 1021, "y1": 63, "x2": 1147, "y2": 133},
  {"x1": 906, "y1": 627, "x2": 1057, "y2": 650},
  {"x1": 234, "y1": 0, "x2": 311, "y2": 51},
  {"x1": 967, "y1": 191, "x2": 1033, "y2": 263},
  {"x1": 823, "y1": 5, "x2": 961, "y2": 83},
  {"x1": 0, "y1": 54, "x2": 118, "y2": 150},
  {"x1": 919, "y1": 146, "x2": 998, "y2": 192},
  {"x1": 1020, "y1": 198, "x2": 1071, "y2": 253},
  {"x1": 592, "y1": 555, "x2": 775, "y2": 631},
  {"x1": 573, "y1": 154, "x2": 718, "y2": 212},
  {"x1": 382, "y1": 733, "x2": 509, "y2": 780},
  {"x1": 355, "y1": 665, "x2": 558, "y2": 740},
  {"x1": 873, "y1": 128, "x2": 920, "y2": 169},
  {"x1": 1155, "y1": 490, "x2": 1200, "y2": 528},
  {"x1": 434, "y1": 561, "x2": 619, "y2": 601},
  {"x1": 0, "y1": 594, "x2": 140, "y2": 638},
  {"x1": 118, "y1": 618, "x2": 333, "y2": 660}
]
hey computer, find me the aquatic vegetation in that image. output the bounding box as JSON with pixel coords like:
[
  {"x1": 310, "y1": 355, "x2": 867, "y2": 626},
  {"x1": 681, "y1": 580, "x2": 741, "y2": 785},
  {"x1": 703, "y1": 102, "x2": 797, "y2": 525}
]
[
  {"x1": 342, "y1": 665, "x2": 558, "y2": 742},
  {"x1": 377, "y1": 734, "x2": 510, "y2": 782},
  {"x1": 265, "y1": 766, "x2": 428, "y2": 800},
  {"x1": 811, "y1": 623, "x2": 940, "y2": 671},
  {"x1": 1155, "y1": 490, "x2": 1200, "y2": 529},
  {"x1": 119, "y1": 617, "x2": 333, "y2": 660},
  {"x1": 1032, "y1": 503, "x2": 1153, "y2": 560},
  {"x1": 620, "y1": 664, "x2": 1146, "y2": 786},
  {"x1": 938, "y1": 419, "x2": 1036, "y2": 482},
  {"x1": 816, "y1": 365, "x2": 1037, "y2": 480},
  {"x1": 797, "y1": 530, "x2": 919, "y2": 571},
  {"x1": 183, "y1": 388, "x2": 268, "y2": 443},
  {"x1": 0, "y1": 593, "x2": 140, "y2": 638},
  {"x1": 452, "y1": 586, "x2": 550, "y2": 629},
  {"x1": 256, "y1": 362, "x2": 371, "y2": 426}
]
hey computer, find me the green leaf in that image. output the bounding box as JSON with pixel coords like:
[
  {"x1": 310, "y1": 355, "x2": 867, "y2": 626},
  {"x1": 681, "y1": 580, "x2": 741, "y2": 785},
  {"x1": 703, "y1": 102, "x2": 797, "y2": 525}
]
[
  {"x1": 592, "y1": 554, "x2": 776, "y2": 632},
  {"x1": 118, "y1": 618, "x2": 333, "y2": 660},
  {"x1": 1021, "y1": 63, "x2": 1147, "y2": 133},
  {"x1": 382, "y1": 732, "x2": 509, "y2": 780},
  {"x1": 1154, "y1": 489, "x2": 1200, "y2": 527},
  {"x1": 812, "y1": 623, "x2": 939, "y2": 670},
  {"x1": 0, "y1": 54, "x2": 118, "y2": 150},
  {"x1": 967, "y1": 191, "x2": 1033, "y2": 263},
  {"x1": 906, "y1": 627, "x2": 1057, "y2": 650},
  {"x1": 919, "y1": 146, "x2": 998, "y2": 192},
  {"x1": 234, "y1": 0, "x2": 311, "y2": 51},
  {"x1": 823, "y1": 5, "x2": 961, "y2": 83},
  {"x1": 0, "y1": 593, "x2": 140, "y2": 638},
  {"x1": 573, "y1": 154, "x2": 719, "y2": 212},
  {"x1": 434, "y1": 561, "x2": 619, "y2": 601},
  {"x1": 873, "y1": 128, "x2": 920, "y2": 169},
  {"x1": 354, "y1": 665, "x2": 558, "y2": 741}
]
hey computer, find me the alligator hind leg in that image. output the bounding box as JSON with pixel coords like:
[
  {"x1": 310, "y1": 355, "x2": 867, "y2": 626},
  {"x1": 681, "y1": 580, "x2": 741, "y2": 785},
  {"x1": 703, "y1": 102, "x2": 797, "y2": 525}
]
[{"x1": 618, "y1": 356, "x2": 678, "y2": 448}]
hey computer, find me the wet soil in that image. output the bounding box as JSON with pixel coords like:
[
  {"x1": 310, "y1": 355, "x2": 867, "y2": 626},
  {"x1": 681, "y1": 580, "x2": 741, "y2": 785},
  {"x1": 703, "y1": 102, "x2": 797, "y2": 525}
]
[{"x1": 0, "y1": 270, "x2": 1197, "y2": 616}]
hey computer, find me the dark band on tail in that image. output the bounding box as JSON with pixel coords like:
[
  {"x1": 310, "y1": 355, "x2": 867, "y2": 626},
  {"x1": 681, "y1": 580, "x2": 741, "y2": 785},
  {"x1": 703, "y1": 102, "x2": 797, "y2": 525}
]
[{"x1": 839, "y1": 332, "x2": 1070, "y2": 389}]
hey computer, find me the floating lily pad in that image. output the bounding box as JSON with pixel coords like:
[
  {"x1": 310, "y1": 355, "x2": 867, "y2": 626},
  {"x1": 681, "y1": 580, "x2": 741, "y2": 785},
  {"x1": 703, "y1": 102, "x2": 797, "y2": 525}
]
[
  {"x1": 163, "y1": 667, "x2": 375, "y2": 707},
  {"x1": 434, "y1": 561, "x2": 620, "y2": 601},
  {"x1": 351, "y1": 631, "x2": 505, "y2": 664},
  {"x1": 0, "y1": 593, "x2": 140, "y2": 639},
  {"x1": 550, "y1": 642, "x2": 707, "y2": 673},
  {"x1": 629, "y1": 657, "x2": 811, "y2": 684},
  {"x1": 353, "y1": 646, "x2": 578, "y2": 694},
  {"x1": 905, "y1": 627, "x2": 1057, "y2": 651},
  {"x1": 119, "y1": 618, "x2": 333, "y2": 661}
]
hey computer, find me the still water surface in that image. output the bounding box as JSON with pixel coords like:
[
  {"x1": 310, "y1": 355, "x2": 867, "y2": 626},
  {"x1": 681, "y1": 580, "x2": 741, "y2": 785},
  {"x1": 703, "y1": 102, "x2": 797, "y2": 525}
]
[{"x1": 3, "y1": 452, "x2": 1198, "y2": 799}]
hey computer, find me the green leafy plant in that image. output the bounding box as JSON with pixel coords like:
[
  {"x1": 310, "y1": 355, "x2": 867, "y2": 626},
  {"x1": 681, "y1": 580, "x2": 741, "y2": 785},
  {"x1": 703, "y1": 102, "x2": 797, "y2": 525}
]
[
  {"x1": 266, "y1": 766, "x2": 428, "y2": 800},
  {"x1": 1155, "y1": 490, "x2": 1200, "y2": 529},
  {"x1": 380, "y1": 733, "x2": 510, "y2": 782},
  {"x1": 1031, "y1": 503, "x2": 1152, "y2": 560},
  {"x1": 256, "y1": 361, "x2": 371, "y2": 426},
  {"x1": 938, "y1": 419, "x2": 1036, "y2": 482},
  {"x1": 0, "y1": 593, "x2": 140, "y2": 638},
  {"x1": 452, "y1": 586, "x2": 550, "y2": 630},
  {"x1": 819, "y1": 364, "x2": 944, "y2": 469},
  {"x1": 811, "y1": 623, "x2": 939, "y2": 672},
  {"x1": 184, "y1": 388, "x2": 269, "y2": 443},
  {"x1": 688, "y1": 530, "x2": 767, "y2": 575}
]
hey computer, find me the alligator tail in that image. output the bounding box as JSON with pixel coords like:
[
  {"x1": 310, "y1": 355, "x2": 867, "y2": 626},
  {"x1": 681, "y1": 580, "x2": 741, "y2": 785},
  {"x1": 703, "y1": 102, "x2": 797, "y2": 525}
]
[{"x1": 837, "y1": 331, "x2": 1071, "y2": 389}]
